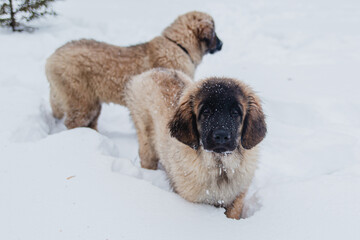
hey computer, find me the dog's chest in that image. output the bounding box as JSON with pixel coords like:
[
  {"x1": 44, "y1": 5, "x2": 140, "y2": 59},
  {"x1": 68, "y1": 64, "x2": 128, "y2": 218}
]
[
  {"x1": 161, "y1": 139, "x2": 258, "y2": 207},
  {"x1": 197, "y1": 157, "x2": 245, "y2": 206}
]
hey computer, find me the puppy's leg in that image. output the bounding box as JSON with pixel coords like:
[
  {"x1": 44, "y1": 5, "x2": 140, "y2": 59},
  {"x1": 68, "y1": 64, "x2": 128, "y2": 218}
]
[
  {"x1": 65, "y1": 100, "x2": 101, "y2": 130},
  {"x1": 133, "y1": 116, "x2": 159, "y2": 170},
  {"x1": 225, "y1": 192, "x2": 246, "y2": 219},
  {"x1": 138, "y1": 135, "x2": 159, "y2": 170},
  {"x1": 88, "y1": 104, "x2": 102, "y2": 131},
  {"x1": 50, "y1": 86, "x2": 64, "y2": 119}
]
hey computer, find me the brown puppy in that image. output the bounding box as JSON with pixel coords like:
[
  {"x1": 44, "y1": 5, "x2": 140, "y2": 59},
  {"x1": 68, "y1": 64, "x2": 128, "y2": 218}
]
[
  {"x1": 45, "y1": 11, "x2": 222, "y2": 130},
  {"x1": 125, "y1": 68, "x2": 267, "y2": 219}
]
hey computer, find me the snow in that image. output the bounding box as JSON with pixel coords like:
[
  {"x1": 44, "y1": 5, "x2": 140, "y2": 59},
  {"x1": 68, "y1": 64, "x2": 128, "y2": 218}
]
[{"x1": 1, "y1": 0, "x2": 360, "y2": 239}]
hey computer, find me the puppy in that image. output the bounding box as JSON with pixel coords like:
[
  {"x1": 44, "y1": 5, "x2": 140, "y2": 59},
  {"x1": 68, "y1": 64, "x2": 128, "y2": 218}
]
[
  {"x1": 45, "y1": 11, "x2": 222, "y2": 130},
  {"x1": 125, "y1": 68, "x2": 267, "y2": 219}
]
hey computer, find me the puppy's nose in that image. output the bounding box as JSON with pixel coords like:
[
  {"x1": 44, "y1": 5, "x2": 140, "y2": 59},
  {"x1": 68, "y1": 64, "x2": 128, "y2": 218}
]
[{"x1": 212, "y1": 129, "x2": 231, "y2": 144}]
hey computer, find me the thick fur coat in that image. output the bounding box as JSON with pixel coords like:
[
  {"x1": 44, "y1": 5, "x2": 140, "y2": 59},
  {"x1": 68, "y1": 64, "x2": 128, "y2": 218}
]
[
  {"x1": 125, "y1": 68, "x2": 267, "y2": 219},
  {"x1": 45, "y1": 11, "x2": 222, "y2": 130}
]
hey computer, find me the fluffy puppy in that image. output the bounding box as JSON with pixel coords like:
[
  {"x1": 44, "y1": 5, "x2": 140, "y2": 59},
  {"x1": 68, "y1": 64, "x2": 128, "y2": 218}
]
[
  {"x1": 45, "y1": 11, "x2": 222, "y2": 130},
  {"x1": 125, "y1": 68, "x2": 267, "y2": 219}
]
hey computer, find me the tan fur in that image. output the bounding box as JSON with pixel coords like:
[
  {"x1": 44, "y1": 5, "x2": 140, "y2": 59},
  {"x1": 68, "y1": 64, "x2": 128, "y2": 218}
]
[
  {"x1": 125, "y1": 68, "x2": 266, "y2": 219},
  {"x1": 45, "y1": 11, "x2": 220, "y2": 129},
  {"x1": 225, "y1": 192, "x2": 246, "y2": 219}
]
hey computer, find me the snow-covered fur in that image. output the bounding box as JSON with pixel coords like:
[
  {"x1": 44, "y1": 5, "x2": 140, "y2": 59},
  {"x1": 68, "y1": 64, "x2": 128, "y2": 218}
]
[
  {"x1": 45, "y1": 11, "x2": 222, "y2": 130},
  {"x1": 125, "y1": 68, "x2": 266, "y2": 219}
]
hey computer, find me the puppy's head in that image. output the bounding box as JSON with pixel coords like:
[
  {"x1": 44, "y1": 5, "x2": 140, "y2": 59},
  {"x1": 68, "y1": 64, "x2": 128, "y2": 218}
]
[
  {"x1": 163, "y1": 11, "x2": 223, "y2": 59},
  {"x1": 169, "y1": 78, "x2": 266, "y2": 153},
  {"x1": 190, "y1": 12, "x2": 223, "y2": 55}
]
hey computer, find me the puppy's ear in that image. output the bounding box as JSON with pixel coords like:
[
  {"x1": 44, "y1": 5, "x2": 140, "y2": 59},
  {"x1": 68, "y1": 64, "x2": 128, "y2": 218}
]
[
  {"x1": 241, "y1": 95, "x2": 267, "y2": 149},
  {"x1": 168, "y1": 98, "x2": 199, "y2": 150},
  {"x1": 197, "y1": 20, "x2": 214, "y2": 41}
]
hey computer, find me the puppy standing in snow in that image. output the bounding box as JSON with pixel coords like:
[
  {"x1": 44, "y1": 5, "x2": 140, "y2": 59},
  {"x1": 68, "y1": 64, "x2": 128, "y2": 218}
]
[
  {"x1": 45, "y1": 11, "x2": 222, "y2": 130},
  {"x1": 125, "y1": 68, "x2": 267, "y2": 219}
]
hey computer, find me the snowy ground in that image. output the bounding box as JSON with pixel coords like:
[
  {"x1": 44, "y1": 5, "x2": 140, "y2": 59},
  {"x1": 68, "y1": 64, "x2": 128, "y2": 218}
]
[{"x1": 1, "y1": 0, "x2": 360, "y2": 239}]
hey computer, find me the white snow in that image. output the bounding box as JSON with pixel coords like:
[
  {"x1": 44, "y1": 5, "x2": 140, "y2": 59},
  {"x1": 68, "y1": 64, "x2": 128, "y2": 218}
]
[{"x1": 1, "y1": 0, "x2": 360, "y2": 239}]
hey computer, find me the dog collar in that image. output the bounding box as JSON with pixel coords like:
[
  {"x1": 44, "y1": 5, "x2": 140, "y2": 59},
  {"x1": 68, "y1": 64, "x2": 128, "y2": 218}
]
[{"x1": 165, "y1": 36, "x2": 194, "y2": 64}]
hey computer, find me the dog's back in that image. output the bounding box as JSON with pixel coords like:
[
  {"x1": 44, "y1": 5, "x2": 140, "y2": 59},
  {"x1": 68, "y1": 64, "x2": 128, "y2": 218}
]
[
  {"x1": 125, "y1": 68, "x2": 191, "y2": 113},
  {"x1": 124, "y1": 68, "x2": 192, "y2": 170},
  {"x1": 46, "y1": 39, "x2": 151, "y2": 104}
]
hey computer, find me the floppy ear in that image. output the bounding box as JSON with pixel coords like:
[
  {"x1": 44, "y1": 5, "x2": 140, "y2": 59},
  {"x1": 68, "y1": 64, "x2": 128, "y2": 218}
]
[
  {"x1": 241, "y1": 96, "x2": 267, "y2": 149},
  {"x1": 168, "y1": 98, "x2": 200, "y2": 150},
  {"x1": 197, "y1": 20, "x2": 214, "y2": 41}
]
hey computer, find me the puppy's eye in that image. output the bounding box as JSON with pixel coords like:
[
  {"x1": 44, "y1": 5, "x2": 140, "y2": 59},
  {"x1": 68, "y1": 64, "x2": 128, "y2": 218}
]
[
  {"x1": 231, "y1": 108, "x2": 240, "y2": 117},
  {"x1": 203, "y1": 37, "x2": 211, "y2": 45},
  {"x1": 202, "y1": 108, "x2": 211, "y2": 117},
  {"x1": 202, "y1": 30, "x2": 215, "y2": 43}
]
